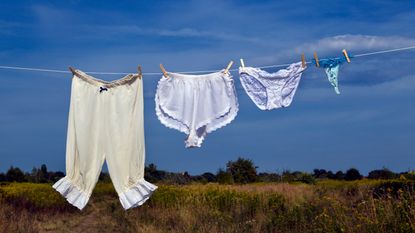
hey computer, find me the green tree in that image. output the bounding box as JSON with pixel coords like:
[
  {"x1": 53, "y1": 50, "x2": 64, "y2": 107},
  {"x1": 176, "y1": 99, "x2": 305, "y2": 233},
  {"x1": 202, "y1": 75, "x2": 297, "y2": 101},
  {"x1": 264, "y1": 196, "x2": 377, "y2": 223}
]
[
  {"x1": 345, "y1": 168, "x2": 362, "y2": 181},
  {"x1": 334, "y1": 171, "x2": 345, "y2": 180},
  {"x1": 368, "y1": 168, "x2": 397, "y2": 180},
  {"x1": 29, "y1": 164, "x2": 49, "y2": 183},
  {"x1": 6, "y1": 166, "x2": 26, "y2": 182},
  {"x1": 145, "y1": 163, "x2": 167, "y2": 183},
  {"x1": 226, "y1": 157, "x2": 257, "y2": 184},
  {"x1": 38, "y1": 164, "x2": 48, "y2": 183},
  {"x1": 201, "y1": 172, "x2": 216, "y2": 182}
]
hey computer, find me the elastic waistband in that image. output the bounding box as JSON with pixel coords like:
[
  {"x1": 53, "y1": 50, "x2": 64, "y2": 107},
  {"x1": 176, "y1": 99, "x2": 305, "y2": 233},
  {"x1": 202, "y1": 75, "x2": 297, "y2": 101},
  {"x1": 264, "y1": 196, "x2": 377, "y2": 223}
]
[
  {"x1": 73, "y1": 69, "x2": 140, "y2": 88},
  {"x1": 166, "y1": 69, "x2": 231, "y2": 81}
]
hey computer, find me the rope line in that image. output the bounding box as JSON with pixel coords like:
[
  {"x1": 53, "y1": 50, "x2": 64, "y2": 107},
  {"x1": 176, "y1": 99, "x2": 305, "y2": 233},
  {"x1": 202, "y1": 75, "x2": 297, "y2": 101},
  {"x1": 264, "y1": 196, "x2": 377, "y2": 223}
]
[
  {"x1": 353, "y1": 45, "x2": 415, "y2": 57},
  {"x1": 0, "y1": 45, "x2": 414, "y2": 76}
]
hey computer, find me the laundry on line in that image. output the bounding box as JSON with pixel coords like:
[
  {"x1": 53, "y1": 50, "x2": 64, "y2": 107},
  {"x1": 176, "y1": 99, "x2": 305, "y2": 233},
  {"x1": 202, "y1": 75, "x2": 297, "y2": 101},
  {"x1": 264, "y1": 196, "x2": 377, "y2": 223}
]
[
  {"x1": 239, "y1": 62, "x2": 306, "y2": 110},
  {"x1": 155, "y1": 68, "x2": 238, "y2": 148},
  {"x1": 2, "y1": 45, "x2": 414, "y2": 210},
  {"x1": 53, "y1": 69, "x2": 157, "y2": 211},
  {"x1": 0, "y1": 45, "x2": 414, "y2": 76}
]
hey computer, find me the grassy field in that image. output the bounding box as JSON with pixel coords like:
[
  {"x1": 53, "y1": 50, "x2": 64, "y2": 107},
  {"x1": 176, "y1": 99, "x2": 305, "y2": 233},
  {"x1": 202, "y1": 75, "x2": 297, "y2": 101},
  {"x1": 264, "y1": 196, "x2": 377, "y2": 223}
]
[{"x1": 0, "y1": 180, "x2": 414, "y2": 233}]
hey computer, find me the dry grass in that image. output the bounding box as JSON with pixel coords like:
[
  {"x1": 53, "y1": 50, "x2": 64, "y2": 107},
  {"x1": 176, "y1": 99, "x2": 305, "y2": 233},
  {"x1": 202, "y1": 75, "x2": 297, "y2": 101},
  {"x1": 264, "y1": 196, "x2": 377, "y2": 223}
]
[{"x1": 0, "y1": 180, "x2": 414, "y2": 233}]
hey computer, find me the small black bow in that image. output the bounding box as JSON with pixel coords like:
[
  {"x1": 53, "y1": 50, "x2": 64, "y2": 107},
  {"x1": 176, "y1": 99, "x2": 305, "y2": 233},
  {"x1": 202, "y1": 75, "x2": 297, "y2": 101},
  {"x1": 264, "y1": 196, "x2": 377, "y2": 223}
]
[{"x1": 99, "y1": 87, "x2": 108, "y2": 93}]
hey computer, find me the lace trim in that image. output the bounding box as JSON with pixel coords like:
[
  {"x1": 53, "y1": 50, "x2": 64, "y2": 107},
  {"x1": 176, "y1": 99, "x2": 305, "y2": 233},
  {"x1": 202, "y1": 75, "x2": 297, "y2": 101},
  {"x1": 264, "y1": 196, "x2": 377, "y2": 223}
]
[
  {"x1": 239, "y1": 73, "x2": 268, "y2": 110},
  {"x1": 205, "y1": 101, "x2": 238, "y2": 134},
  {"x1": 72, "y1": 69, "x2": 139, "y2": 88},
  {"x1": 155, "y1": 77, "x2": 190, "y2": 134},
  {"x1": 155, "y1": 74, "x2": 238, "y2": 147},
  {"x1": 239, "y1": 62, "x2": 305, "y2": 80},
  {"x1": 119, "y1": 178, "x2": 158, "y2": 210},
  {"x1": 52, "y1": 176, "x2": 90, "y2": 210},
  {"x1": 186, "y1": 103, "x2": 238, "y2": 148},
  {"x1": 238, "y1": 63, "x2": 306, "y2": 110}
]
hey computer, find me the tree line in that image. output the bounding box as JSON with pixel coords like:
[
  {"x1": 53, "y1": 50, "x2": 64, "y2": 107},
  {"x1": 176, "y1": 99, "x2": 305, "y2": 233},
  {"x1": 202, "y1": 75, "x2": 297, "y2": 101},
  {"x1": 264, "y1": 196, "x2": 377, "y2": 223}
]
[
  {"x1": 0, "y1": 165, "x2": 64, "y2": 183},
  {"x1": 1, "y1": 157, "x2": 414, "y2": 184}
]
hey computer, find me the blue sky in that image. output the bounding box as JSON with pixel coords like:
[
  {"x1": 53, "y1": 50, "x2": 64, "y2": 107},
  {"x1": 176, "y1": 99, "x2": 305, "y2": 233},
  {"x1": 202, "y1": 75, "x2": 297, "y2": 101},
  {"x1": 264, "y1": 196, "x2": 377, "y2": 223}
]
[{"x1": 0, "y1": 0, "x2": 414, "y2": 175}]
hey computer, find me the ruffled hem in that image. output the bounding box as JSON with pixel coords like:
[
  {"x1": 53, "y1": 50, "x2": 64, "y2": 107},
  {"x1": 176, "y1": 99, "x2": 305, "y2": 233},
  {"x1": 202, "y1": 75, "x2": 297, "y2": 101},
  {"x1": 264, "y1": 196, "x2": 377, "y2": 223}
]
[
  {"x1": 52, "y1": 177, "x2": 90, "y2": 210},
  {"x1": 205, "y1": 102, "x2": 238, "y2": 134},
  {"x1": 155, "y1": 77, "x2": 190, "y2": 135},
  {"x1": 204, "y1": 76, "x2": 239, "y2": 134},
  {"x1": 119, "y1": 178, "x2": 158, "y2": 210},
  {"x1": 185, "y1": 100, "x2": 237, "y2": 148},
  {"x1": 185, "y1": 131, "x2": 206, "y2": 148}
]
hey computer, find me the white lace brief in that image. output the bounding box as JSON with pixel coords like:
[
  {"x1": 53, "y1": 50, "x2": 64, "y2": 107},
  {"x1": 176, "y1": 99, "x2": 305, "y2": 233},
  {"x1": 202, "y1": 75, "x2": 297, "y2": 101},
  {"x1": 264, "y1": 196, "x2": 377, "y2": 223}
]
[{"x1": 239, "y1": 62, "x2": 306, "y2": 110}]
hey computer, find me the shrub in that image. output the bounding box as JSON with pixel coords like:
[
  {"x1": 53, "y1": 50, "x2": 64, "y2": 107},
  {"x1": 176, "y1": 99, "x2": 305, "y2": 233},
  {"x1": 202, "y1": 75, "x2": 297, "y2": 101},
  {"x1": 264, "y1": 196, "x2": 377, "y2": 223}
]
[
  {"x1": 1, "y1": 181, "x2": 414, "y2": 232},
  {"x1": 334, "y1": 170, "x2": 345, "y2": 180},
  {"x1": 372, "y1": 180, "x2": 415, "y2": 198},
  {"x1": 258, "y1": 172, "x2": 281, "y2": 182},
  {"x1": 298, "y1": 173, "x2": 316, "y2": 184},
  {"x1": 368, "y1": 168, "x2": 398, "y2": 180},
  {"x1": 344, "y1": 168, "x2": 362, "y2": 181},
  {"x1": 281, "y1": 170, "x2": 315, "y2": 184},
  {"x1": 400, "y1": 171, "x2": 415, "y2": 180},
  {"x1": 216, "y1": 169, "x2": 233, "y2": 184},
  {"x1": 201, "y1": 172, "x2": 216, "y2": 182},
  {"x1": 0, "y1": 183, "x2": 74, "y2": 211}
]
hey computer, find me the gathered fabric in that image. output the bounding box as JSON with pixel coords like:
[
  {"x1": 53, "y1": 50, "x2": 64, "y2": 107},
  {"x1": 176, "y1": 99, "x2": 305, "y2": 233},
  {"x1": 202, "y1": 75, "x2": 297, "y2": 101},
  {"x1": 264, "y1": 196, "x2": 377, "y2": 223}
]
[
  {"x1": 325, "y1": 65, "x2": 340, "y2": 94},
  {"x1": 315, "y1": 57, "x2": 349, "y2": 94},
  {"x1": 155, "y1": 70, "x2": 238, "y2": 148},
  {"x1": 53, "y1": 69, "x2": 157, "y2": 211},
  {"x1": 238, "y1": 62, "x2": 306, "y2": 110}
]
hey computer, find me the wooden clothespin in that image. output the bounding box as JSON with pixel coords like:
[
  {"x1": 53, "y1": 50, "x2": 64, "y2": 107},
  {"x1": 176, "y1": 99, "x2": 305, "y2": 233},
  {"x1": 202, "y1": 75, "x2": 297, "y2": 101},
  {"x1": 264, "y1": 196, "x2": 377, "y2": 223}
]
[
  {"x1": 137, "y1": 65, "x2": 142, "y2": 79},
  {"x1": 159, "y1": 64, "x2": 168, "y2": 78},
  {"x1": 301, "y1": 53, "x2": 306, "y2": 68},
  {"x1": 224, "y1": 61, "x2": 234, "y2": 74},
  {"x1": 68, "y1": 67, "x2": 76, "y2": 74},
  {"x1": 240, "y1": 58, "x2": 245, "y2": 68},
  {"x1": 342, "y1": 49, "x2": 351, "y2": 63},
  {"x1": 313, "y1": 52, "x2": 320, "y2": 67}
]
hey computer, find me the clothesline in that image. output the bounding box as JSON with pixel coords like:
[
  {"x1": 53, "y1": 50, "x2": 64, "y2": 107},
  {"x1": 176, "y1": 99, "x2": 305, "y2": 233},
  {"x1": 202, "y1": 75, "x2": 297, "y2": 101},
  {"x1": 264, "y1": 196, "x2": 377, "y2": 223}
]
[{"x1": 0, "y1": 45, "x2": 414, "y2": 76}]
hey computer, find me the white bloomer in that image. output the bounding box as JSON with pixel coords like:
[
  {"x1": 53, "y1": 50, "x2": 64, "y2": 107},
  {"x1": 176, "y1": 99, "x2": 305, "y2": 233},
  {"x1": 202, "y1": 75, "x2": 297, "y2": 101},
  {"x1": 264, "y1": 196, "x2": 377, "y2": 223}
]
[
  {"x1": 155, "y1": 70, "x2": 238, "y2": 148},
  {"x1": 53, "y1": 70, "x2": 157, "y2": 210}
]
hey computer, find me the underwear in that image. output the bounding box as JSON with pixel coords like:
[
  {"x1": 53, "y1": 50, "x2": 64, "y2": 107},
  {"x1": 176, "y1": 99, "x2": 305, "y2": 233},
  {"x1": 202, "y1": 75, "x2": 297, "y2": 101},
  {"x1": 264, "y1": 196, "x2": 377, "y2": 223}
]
[
  {"x1": 315, "y1": 57, "x2": 349, "y2": 94},
  {"x1": 155, "y1": 70, "x2": 238, "y2": 148},
  {"x1": 238, "y1": 62, "x2": 306, "y2": 110},
  {"x1": 53, "y1": 69, "x2": 157, "y2": 210},
  {"x1": 325, "y1": 65, "x2": 340, "y2": 94}
]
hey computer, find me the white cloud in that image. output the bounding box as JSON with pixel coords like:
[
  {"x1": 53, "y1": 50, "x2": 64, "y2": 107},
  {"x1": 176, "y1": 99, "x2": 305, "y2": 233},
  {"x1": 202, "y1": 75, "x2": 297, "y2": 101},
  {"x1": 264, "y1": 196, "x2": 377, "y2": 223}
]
[{"x1": 296, "y1": 34, "x2": 415, "y2": 55}]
